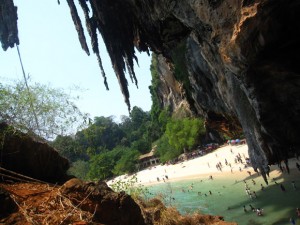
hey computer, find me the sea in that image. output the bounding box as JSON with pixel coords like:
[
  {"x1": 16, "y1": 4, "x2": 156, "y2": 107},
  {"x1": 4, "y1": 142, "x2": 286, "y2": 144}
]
[{"x1": 146, "y1": 170, "x2": 300, "y2": 225}]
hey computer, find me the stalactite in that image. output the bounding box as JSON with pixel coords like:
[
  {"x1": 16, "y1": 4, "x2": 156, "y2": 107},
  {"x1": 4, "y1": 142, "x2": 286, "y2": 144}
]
[
  {"x1": 0, "y1": 0, "x2": 19, "y2": 50},
  {"x1": 78, "y1": 0, "x2": 109, "y2": 90},
  {"x1": 96, "y1": 52, "x2": 109, "y2": 90},
  {"x1": 88, "y1": 0, "x2": 138, "y2": 111},
  {"x1": 66, "y1": 0, "x2": 90, "y2": 56},
  {"x1": 125, "y1": 55, "x2": 138, "y2": 87}
]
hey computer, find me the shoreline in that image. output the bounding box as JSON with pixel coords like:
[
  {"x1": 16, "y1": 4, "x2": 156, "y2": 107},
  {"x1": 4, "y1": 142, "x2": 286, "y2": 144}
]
[
  {"x1": 108, "y1": 144, "x2": 250, "y2": 187},
  {"x1": 108, "y1": 144, "x2": 300, "y2": 188},
  {"x1": 107, "y1": 144, "x2": 300, "y2": 225}
]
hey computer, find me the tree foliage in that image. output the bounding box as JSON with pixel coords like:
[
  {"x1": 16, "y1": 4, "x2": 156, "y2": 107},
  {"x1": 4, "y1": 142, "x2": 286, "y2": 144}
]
[
  {"x1": 155, "y1": 134, "x2": 180, "y2": 163},
  {"x1": 50, "y1": 135, "x2": 87, "y2": 162},
  {"x1": 87, "y1": 146, "x2": 139, "y2": 180},
  {"x1": 165, "y1": 118, "x2": 205, "y2": 152},
  {"x1": 113, "y1": 148, "x2": 140, "y2": 175},
  {"x1": 0, "y1": 80, "x2": 88, "y2": 139},
  {"x1": 88, "y1": 152, "x2": 115, "y2": 180},
  {"x1": 67, "y1": 160, "x2": 90, "y2": 180}
]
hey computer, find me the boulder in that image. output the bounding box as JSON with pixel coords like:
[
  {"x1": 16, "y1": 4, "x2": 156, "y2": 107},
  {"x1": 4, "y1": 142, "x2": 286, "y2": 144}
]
[
  {"x1": 0, "y1": 122, "x2": 70, "y2": 183},
  {"x1": 0, "y1": 187, "x2": 17, "y2": 219},
  {"x1": 60, "y1": 179, "x2": 147, "y2": 225}
]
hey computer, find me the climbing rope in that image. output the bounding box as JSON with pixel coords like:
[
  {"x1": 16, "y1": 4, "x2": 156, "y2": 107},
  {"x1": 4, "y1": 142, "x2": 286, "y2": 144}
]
[{"x1": 16, "y1": 45, "x2": 41, "y2": 136}]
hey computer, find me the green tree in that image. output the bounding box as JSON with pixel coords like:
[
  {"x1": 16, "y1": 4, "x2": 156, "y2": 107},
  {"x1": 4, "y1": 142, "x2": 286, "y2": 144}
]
[
  {"x1": 67, "y1": 160, "x2": 89, "y2": 180},
  {"x1": 155, "y1": 134, "x2": 180, "y2": 163},
  {"x1": 113, "y1": 148, "x2": 139, "y2": 175},
  {"x1": 119, "y1": 107, "x2": 152, "y2": 153},
  {"x1": 0, "y1": 80, "x2": 88, "y2": 139},
  {"x1": 165, "y1": 118, "x2": 205, "y2": 153},
  {"x1": 79, "y1": 116, "x2": 124, "y2": 154},
  {"x1": 50, "y1": 135, "x2": 87, "y2": 162},
  {"x1": 87, "y1": 153, "x2": 115, "y2": 180}
]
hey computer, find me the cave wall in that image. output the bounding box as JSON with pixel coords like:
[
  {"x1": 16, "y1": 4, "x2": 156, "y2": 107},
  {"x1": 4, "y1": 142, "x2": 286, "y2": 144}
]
[
  {"x1": 139, "y1": 0, "x2": 300, "y2": 180},
  {"x1": 2, "y1": 0, "x2": 300, "y2": 181}
]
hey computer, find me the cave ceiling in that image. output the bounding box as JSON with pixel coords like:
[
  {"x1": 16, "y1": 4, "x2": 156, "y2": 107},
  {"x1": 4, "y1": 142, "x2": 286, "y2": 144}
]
[{"x1": 1, "y1": 0, "x2": 300, "y2": 183}]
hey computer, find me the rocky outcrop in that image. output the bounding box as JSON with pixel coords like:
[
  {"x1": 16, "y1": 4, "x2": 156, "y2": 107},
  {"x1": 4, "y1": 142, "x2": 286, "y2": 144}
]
[
  {"x1": 0, "y1": 187, "x2": 17, "y2": 219},
  {"x1": 2, "y1": 0, "x2": 300, "y2": 182},
  {"x1": 0, "y1": 181, "x2": 237, "y2": 225},
  {"x1": 154, "y1": 53, "x2": 193, "y2": 118},
  {"x1": 60, "y1": 178, "x2": 146, "y2": 225},
  {"x1": 0, "y1": 0, "x2": 19, "y2": 50},
  {"x1": 0, "y1": 123, "x2": 70, "y2": 183},
  {"x1": 127, "y1": 0, "x2": 300, "y2": 181}
]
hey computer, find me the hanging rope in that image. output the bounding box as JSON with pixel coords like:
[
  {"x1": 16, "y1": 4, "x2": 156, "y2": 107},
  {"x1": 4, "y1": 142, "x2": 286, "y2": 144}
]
[{"x1": 16, "y1": 45, "x2": 41, "y2": 136}]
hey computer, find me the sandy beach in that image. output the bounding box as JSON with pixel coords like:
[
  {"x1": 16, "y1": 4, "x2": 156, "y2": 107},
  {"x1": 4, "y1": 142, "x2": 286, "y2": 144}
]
[
  {"x1": 108, "y1": 143, "x2": 299, "y2": 187},
  {"x1": 108, "y1": 144, "x2": 300, "y2": 225}
]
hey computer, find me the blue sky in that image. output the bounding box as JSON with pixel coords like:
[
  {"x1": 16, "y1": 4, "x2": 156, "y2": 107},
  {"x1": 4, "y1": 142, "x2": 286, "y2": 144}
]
[{"x1": 0, "y1": 0, "x2": 152, "y2": 121}]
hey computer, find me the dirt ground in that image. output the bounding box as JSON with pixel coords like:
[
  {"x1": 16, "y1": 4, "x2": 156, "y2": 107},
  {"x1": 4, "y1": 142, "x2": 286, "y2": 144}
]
[{"x1": 0, "y1": 182, "x2": 95, "y2": 225}]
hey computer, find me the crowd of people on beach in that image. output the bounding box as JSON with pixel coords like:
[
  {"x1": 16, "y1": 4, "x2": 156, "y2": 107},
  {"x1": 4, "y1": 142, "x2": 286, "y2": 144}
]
[
  {"x1": 112, "y1": 143, "x2": 300, "y2": 224},
  {"x1": 153, "y1": 145, "x2": 300, "y2": 222},
  {"x1": 239, "y1": 162, "x2": 300, "y2": 224}
]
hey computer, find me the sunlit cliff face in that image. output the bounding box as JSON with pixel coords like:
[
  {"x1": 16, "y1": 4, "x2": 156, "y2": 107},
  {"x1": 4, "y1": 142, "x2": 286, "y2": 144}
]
[{"x1": 2, "y1": 0, "x2": 300, "y2": 183}]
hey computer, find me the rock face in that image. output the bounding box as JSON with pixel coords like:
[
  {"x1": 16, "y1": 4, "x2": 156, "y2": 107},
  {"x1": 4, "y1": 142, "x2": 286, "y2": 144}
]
[
  {"x1": 2, "y1": 0, "x2": 300, "y2": 181},
  {"x1": 0, "y1": 0, "x2": 19, "y2": 50},
  {"x1": 0, "y1": 123, "x2": 70, "y2": 183},
  {"x1": 150, "y1": 0, "x2": 300, "y2": 181},
  {"x1": 60, "y1": 178, "x2": 147, "y2": 225},
  {"x1": 0, "y1": 187, "x2": 17, "y2": 219}
]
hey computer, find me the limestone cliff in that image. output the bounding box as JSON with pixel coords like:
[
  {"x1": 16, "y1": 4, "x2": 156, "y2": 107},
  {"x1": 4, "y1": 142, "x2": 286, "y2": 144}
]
[{"x1": 1, "y1": 0, "x2": 300, "y2": 182}]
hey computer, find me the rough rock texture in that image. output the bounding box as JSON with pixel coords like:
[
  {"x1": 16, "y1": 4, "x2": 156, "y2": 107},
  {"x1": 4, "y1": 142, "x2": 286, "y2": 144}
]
[
  {"x1": 0, "y1": 187, "x2": 17, "y2": 219},
  {"x1": 0, "y1": 181, "x2": 237, "y2": 225},
  {"x1": 60, "y1": 178, "x2": 147, "y2": 225},
  {"x1": 154, "y1": 53, "x2": 193, "y2": 118},
  {"x1": 0, "y1": 123, "x2": 70, "y2": 183},
  {"x1": 0, "y1": 0, "x2": 19, "y2": 50},
  {"x1": 2, "y1": 0, "x2": 300, "y2": 182},
  {"x1": 76, "y1": 0, "x2": 300, "y2": 182}
]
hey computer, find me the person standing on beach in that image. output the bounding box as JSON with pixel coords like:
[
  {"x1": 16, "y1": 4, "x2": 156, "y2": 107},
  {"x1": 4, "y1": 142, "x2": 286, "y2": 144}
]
[
  {"x1": 296, "y1": 208, "x2": 300, "y2": 218},
  {"x1": 291, "y1": 181, "x2": 297, "y2": 190},
  {"x1": 253, "y1": 191, "x2": 257, "y2": 198},
  {"x1": 280, "y1": 184, "x2": 286, "y2": 192},
  {"x1": 249, "y1": 204, "x2": 255, "y2": 211},
  {"x1": 290, "y1": 217, "x2": 296, "y2": 225}
]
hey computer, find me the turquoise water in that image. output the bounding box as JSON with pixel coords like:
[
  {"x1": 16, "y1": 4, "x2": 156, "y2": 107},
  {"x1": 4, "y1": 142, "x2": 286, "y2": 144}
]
[{"x1": 146, "y1": 170, "x2": 300, "y2": 225}]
